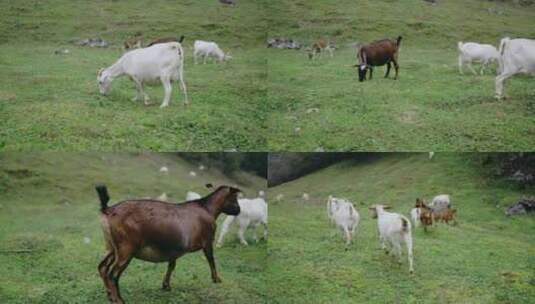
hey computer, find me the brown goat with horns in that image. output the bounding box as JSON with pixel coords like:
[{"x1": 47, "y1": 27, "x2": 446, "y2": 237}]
[{"x1": 95, "y1": 184, "x2": 241, "y2": 304}]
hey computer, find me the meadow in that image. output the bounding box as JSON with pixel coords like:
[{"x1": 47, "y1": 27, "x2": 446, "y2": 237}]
[
  {"x1": 0, "y1": 153, "x2": 268, "y2": 303},
  {"x1": 266, "y1": 0, "x2": 535, "y2": 151},
  {"x1": 0, "y1": 0, "x2": 268, "y2": 151},
  {"x1": 267, "y1": 153, "x2": 535, "y2": 303}
]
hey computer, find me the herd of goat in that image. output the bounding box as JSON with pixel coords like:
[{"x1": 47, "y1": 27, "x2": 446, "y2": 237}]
[
  {"x1": 326, "y1": 193, "x2": 456, "y2": 275},
  {"x1": 96, "y1": 34, "x2": 534, "y2": 109},
  {"x1": 93, "y1": 176, "x2": 458, "y2": 303}
]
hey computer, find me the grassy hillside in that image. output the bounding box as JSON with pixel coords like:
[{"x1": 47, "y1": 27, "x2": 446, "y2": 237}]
[
  {"x1": 267, "y1": 153, "x2": 535, "y2": 303},
  {"x1": 0, "y1": 153, "x2": 267, "y2": 303},
  {"x1": 266, "y1": 0, "x2": 535, "y2": 151},
  {"x1": 0, "y1": 0, "x2": 267, "y2": 151}
]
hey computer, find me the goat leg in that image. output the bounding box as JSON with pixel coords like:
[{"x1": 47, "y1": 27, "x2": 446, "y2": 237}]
[
  {"x1": 385, "y1": 62, "x2": 391, "y2": 78},
  {"x1": 162, "y1": 260, "x2": 176, "y2": 291},
  {"x1": 203, "y1": 244, "x2": 222, "y2": 283}
]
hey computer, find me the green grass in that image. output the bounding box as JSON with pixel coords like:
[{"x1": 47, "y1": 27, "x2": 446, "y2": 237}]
[
  {"x1": 0, "y1": 153, "x2": 268, "y2": 303},
  {"x1": 267, "y1": 153, "x2": 535, "y2": 303},
  {"x1": 0, "y1": 0, "x2": 268, "y2": 151},
  {"x1": 266, "y1": 0, "x2": 535, "y2": 151}
]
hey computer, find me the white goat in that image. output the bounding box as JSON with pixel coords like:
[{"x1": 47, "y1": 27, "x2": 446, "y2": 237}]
[
  {"x1": 457, "y1": 41, "x2": 500, "y2": 75},
  {"x1": 369, "y1": 204, "x2": 414, "y2": 273},
  {"x1": 495, "y1": 37, "x2": 535, "y2": 99},
  {"x1": 97, "y1": 42, "x2": 188, "y2": 108},
  {"x1": 193, "y1": 40, "x2": 232, "y2": 64},
  {"x1": 327, "y1": 196, "x2": 360, "y2": 247},
  {"x1": 216, "y1": 197, "x2": 268, "y2": 247},
  {"x1": 430, "y1": 194, "x2": 451, "y2": 212},
  {"x1": 410, "y1": 207, "x2": 421, "y2": 228},
  {"x1": 185, "y1": 191, "x2": 201, "y2": 201}
]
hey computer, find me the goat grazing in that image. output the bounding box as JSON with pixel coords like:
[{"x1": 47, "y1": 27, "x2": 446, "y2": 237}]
[
  {"x1": 193, "y1": 40, "x2": 232, "y2": 64},
  {"x1": 95, "y1": 184, "x2": 241, "y2": 304},
  {"x1": 457, "y1": 41, "x2": 500, "y2": 75},
  {"x1": 495, "y1": 37, "x2": 535, "y2": 99},
  {"x1": 97, "y1": 42, "x2": 188, "y2": 108},
  {"x1": 327, "y1": 196, "x2": 360, "y2": 247},
  {"x1": 369, "y1": 204, "x2": 414, "y2": 273},
  {"x1": 216, "y1": 196, "x2": 268, "y2": 247},
  {"x1": 356, "y1": 36, "x2": 402, "y2": 82}
]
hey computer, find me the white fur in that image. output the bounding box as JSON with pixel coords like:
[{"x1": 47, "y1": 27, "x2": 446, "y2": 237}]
[
  {"x1": 410, "y1": 207, "x2": 421, "y2": 228},
  {"x1": 216, "y1": 197, "x2": 268, "y2": 247},
  {"x1": 457, "y1": 41, "x2": 500, "y2": 75},
  {"x1": 430, "y1": 194, "x2": 451, "y2": 211},
  {"x1": 185, "y1": 191, "x2": 201, "y2": 201},
  {"x1": 193, "y1": 40, "x2": 231, "y2": 64},
  {"x1": 371, "y1": 205, "x2": 414, "y2": 273},
  {"x1": 495, "y1": 38, "x2": 535, "y2": 99},
  {"x1": 327, "y1": 196, "x2": 360, "y2": 246},
  {"x1": 98, "y1": 42, "x2": 188, "y2": 108}
]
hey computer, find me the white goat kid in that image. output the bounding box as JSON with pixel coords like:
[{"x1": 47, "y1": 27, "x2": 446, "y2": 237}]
[
  {"x1": 495, "y1": 37, "x2": 535, "y2": 99},
  {"x1": 369, "y1": 204, "x2": 414, "y2": 274},
  {"x1": 97, "y1": 42, "x2": 188, "y2": 108},
  {"x1": 216, "y1": 197, "x2": 268, "y2": 247},
  {"x1": 327, "y1": 196, "x2": 360, "y2": 247},
  {"x1": 193, "y1": 40, "x2": 232, "y2": 64},
  {"x1": 457, "y1": 41, "x2": 500, "y2": 75}
]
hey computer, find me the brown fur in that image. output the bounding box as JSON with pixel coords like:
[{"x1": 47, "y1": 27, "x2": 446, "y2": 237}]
[
  {"x1": 147, "y1": 36, "x2": 185, "y2": 47},
  {"x1": 124, "y1": 36, "x2": 144, "y2": 50},
  {"x1": 356, "y1": 36, "x2": 402, "y2": 81},
  {"x1": 96, "y1": 184, "x2": 240, "y2": 304}
]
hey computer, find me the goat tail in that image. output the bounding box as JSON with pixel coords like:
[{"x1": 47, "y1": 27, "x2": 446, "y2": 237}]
[
  {"x1": 401, "y1": 217, "x2": 409, "y2": 232},
  {"x1": 498, "y1": 37, "x2": 510, "y2": 56},
  {"x1": 95, "y1": 184, "x2": 110, "y2": 212},
  {"x1": 396, "y1": 36, "x2": 402, "y2": 46},
  {"x1": 179, "y1": 35, "x2": 185, "y2": 43}
]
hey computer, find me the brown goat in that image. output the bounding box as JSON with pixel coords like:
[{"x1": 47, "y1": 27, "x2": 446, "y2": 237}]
[
  {"x1": 356, "y1": 36, "x2": 402, "y2": 82},
  {"x1": 95, "y1": 184, "x2": 240, "y2": 304},
  {"x1": 416, "y1": 198, "x2": 457, "y2": 231},
  {"x1": 418, "y1": 200, "x2": 434, "y2": 232},
  {"x1": 147, "y1": 35, "x2": 185, "y2": 47},
  {"x1": 124, "y1": 36, "x2": 144, "y2": 51},
  {"x1": 434, "y1": 208, "x2": 457, "y2": 225},
  {"x1": 308, "y1": 38, "x2": 334, "y2": 60}
]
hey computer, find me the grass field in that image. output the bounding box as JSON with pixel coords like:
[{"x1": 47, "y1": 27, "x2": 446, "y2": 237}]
[
  {"x1": 267, "y1": 153, "x2": 535, "y2": 303},
  {"x1": 0, "y1": 153, "x2": 268, "y2": 303},
  {"x1": 0, "y1": 0, "x2": 268, "y2": 151},
  {"x1": 266, "y1": 0, "x2": 535, "y2": 151}
]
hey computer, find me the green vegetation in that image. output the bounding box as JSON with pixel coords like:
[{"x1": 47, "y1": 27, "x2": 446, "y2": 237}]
[
  {"x1": 0, "y1": 153, "x2": 267, "y2": 303},
  {"x1": 267, "y1": 153, "x2": 535, "y2": 303},
  {"x1": 267, "y1": 0, "x2": 535, "y2": 151},
  {"x1": 0, "y1": 0, "x2": 267, "y2": 151}
]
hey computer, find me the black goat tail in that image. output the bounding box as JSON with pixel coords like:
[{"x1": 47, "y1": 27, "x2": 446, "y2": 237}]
[
  {"x1": 95, "y1": 184, "x2": 110, "y2": 212},
  {"x1": 396, "y1": 36, "x2": 402, "y2": 46},
  {"x1": 179, "y1": 35, "x2": 185, "y2": 43}
]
